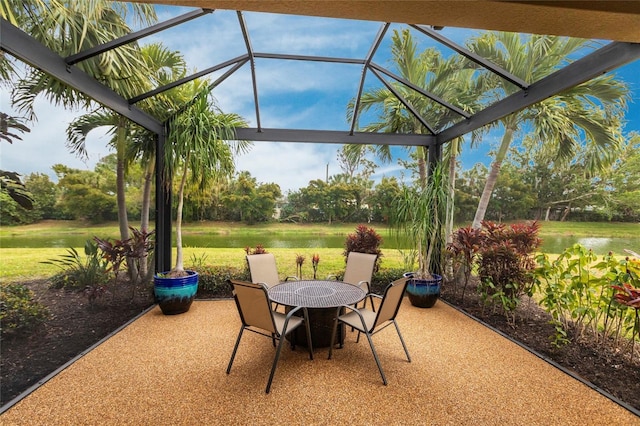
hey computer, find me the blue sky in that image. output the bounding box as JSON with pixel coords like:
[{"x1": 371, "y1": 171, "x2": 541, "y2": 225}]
[{"x1": 2, "y1": 7, "x2": 639, "y2": 193}]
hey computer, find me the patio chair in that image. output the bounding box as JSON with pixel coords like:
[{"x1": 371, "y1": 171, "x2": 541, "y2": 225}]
[
  {"x1": 247, "y1": 253, "x2": 297, "y2": 311},
  {"x1": 247, "y1": 253, "x2": 298, "y2": 288},
  {"x1": 336, "y1": 251, "x2": 377, "y2": 310},
  {"x1": 327, "y1": 277, "x2": 411, "y2": 385},
  {"x1": 226, "y1": 279, "x2": 314, "y2": 394}
]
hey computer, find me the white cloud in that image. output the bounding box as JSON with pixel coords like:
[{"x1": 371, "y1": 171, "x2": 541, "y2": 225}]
[
  {"x1": 1, "y1": 96, "x2": 113, "y2": 182},
  {"x1": 235, "y1": 142, "x2": 340, "y2": 193}
]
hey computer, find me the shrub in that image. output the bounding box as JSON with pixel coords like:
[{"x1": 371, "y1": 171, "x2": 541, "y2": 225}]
[
  {"x1": 476, "y1": 221, "x2": 541, "y2": 324},
  {"x1": 192, "y1": 265, "x2": 249, "y2": 298},
  {"x1": 94, "y1": 227, "x2": 155, "y2": 287},
  {"x1": 0, "y1": 283, "x2": 49, "y2": 335},
  {"x1": 43, "y1": 240, "x2": 109, "y2": 290},
  {"x1": 244, "y1": 245, "x2": 267, "y2": 255},
  {"x1": 344, "y1": 224, "x2": 383, "y2": 271},
  {"x1": 370, "y1": 268, "x2": 406, "y2": 295},
  {"x1": 447, "y1": 226, "x2": 483, "y2": 301}
]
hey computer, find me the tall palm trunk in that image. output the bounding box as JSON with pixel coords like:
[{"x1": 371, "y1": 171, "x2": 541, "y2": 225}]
[
  {"x1": 172, "y1": 152, "x2": 190, "y2": 274},
  {"x1": 115, "y1": 119, "x2": 130, "y2": 241},
  {"x1": 417, "y1": 146, "x2": 428, "y2": 189},
  {"x1": 445, "y1": 139, "x2": 459, "y2": 245},
  {"x1": 139, "y1": 160, "x2": 155, "y2": 279},
  {"x1": 115, "y1": 117, "x2": 139, "y2": 280},
  {"x1": 472, "y1": 119, "x2": 515, "y2": 229},
  {"x1": 444, "y1": 142, "x2": 458, "y2": 280}
]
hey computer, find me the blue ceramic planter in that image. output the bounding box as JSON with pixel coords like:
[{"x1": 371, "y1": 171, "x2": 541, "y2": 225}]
[
  {"x1": 154, "y1": 271, "x2": 199, "y2": 315},
  {"x1": 403, "y1": 273, "x2": 442, "y2": 308}
]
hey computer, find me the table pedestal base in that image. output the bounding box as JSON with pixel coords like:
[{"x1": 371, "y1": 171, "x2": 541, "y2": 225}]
[{"x1": 288, "y1": 307, "x2": 344, "y2": 349}]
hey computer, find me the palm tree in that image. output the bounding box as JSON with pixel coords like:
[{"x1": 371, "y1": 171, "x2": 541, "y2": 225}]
[
  {"x1": 68, "y1": 44, "x2": 187, "y2": 279},
  {"x1": 164, "y1": 83, "x2": 250, "y2": 277},
  {"x1": 347, "y1": 28, "x2": 480, "y2": 245},
  {"x1": 468, "y1": 32, "x2": 629, "y2": 228},
  {"x1": 9, "y1": 1, "x2": 156, "y2": 249}
]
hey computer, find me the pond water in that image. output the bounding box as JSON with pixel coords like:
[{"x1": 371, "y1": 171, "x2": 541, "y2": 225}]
[{"x1": 1, "y1": 233, "x2": 638, "y2": 255}]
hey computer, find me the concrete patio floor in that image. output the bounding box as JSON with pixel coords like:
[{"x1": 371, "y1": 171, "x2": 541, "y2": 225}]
[{"x1": 1, "y1": 298, "x2": 638, "y2": 425}]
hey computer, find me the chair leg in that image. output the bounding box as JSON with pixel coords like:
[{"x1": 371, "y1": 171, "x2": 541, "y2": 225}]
[
  {"x1": 302, "y1": 308, "x2": 314, "y2": 360},
  {"x1": 266, "y1": 334, "x2": 287, "y2": 394},
  {"x1": 226, "y1": 325, "x2": 245, "y2": 374},
  {"x1": 393, "y1": 320, "x2": 411, "y2": 362},
  {"x1": 327, "y1": 309, "x2": 340, "y2": 359},
  {"x1": 364, "y1": 332, "x2": 387, "y2": 385}
]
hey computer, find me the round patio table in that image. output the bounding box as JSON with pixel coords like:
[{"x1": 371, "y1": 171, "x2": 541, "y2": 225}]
[{"x1": 268, "y1": 280, "x2": 366, "y2": 348}]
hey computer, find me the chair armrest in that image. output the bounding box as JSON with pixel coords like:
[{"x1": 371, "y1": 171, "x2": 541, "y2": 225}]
[
  {"x1": 334, "y1": 304, "x2": 369, "y2": 332},
  {"x1": 326, "y1": 274, "x2": 338, "y2": 280},
  {"x1": 255, "y1": 281, "x2": 269, "y2": 290},
  {"x1": 284, "y1": 275, "x2": 299, "y2": 281},
  {"x1": 356, "y1": 280, "x2": 370, "y2": 291},
  {"x1": 285, "y1": 305, "x2": 310, "y2": 327}
]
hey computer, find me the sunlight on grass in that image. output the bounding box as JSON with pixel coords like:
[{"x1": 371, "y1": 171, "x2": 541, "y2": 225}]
[
  {"x1": 0, "y1": 247, "x2": 406, "y2": 282},
  {"x1": 1, "y1": 221, "x2": 636, "y2": 281}
]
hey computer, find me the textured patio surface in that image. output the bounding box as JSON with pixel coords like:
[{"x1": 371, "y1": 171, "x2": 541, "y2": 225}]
[{"x1": 2, "y1": 298, "x2": 638, "y2": 425}]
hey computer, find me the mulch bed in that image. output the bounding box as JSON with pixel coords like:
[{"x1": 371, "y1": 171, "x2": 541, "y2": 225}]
[{"x1": 1, "y1": 278, "x2": 639, "y2": 412}]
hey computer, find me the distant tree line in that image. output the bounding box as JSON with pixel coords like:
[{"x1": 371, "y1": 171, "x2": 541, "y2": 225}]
[{"x1": 3, "y1": 132, "x2": 638, "y2": 226}]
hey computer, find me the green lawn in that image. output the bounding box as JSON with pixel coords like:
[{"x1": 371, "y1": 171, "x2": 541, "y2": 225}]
[{"x1": 1, "y1": 220, "x2": 637, "y2": 281}]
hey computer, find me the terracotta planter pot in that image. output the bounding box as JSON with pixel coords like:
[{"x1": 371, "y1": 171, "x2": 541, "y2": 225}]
[
  {"x1": 403, "y1": 273, "x2": 442, "y2": 308},
  {"x1": 153, "y1": 271, "x2": 199, "y2": 315}
]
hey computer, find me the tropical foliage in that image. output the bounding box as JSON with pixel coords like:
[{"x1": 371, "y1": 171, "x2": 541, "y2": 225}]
[
  {"x1": 163, "y1": 86, "x2": 249, "y2": 276},
  {"x1": 535, "y1": 246, "x2": 640, "y2": 357},
  {"x1": 467, "y1": 32, "x2": 629, "y2": 228}
]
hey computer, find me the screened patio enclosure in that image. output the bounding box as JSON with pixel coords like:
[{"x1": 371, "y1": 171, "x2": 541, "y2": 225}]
[{"x1": 1, "y1": 1, "x2": 639, "y2": 272}]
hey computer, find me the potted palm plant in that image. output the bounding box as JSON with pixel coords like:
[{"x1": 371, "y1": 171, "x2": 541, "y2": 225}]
[
  {"x1": 392, "y1": 161, "x2": 449, "y2": 308},
  {"x1": 154, "y1": 84, "x2": 248, "y2": 315}
]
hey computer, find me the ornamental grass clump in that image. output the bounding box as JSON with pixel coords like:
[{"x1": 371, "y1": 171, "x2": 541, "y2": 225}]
[{"x1": 391, "y1": 162, "x2": 448, "y2": 280}]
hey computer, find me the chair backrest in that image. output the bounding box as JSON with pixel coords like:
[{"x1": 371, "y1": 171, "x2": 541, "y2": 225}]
[
  {"x1": 246, "y1": 253, "x2": 280, "y2": 288},
  {"x1": 373, "y1": 277, "x2": 409, "y2": 330},
  {"x1": 342, "y1": 252, "x2": 377, "y2": 287},
  {"x1": 229, "y1": 279, "x2": 276, "y2": 334}
]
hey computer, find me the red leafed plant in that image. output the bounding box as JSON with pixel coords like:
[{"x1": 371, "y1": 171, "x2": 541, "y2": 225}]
[
  {"x1": 343, "y1": 224, "x2": 383, "y2": 272},
  {"x1": 447, "y1": 226, "x2": 483, "y2": 302},
  {"x1": 612, "y1": 283, "x2": 640, "y2": 309},
  {"x1": 611, "y1": 257, "x2": 640, "y2": 357},
  {"x1": 295, "y1": 254, "x2": 305, "y2": 279},
  {"x1": 245, "y1": 244, "x2": 267, "y2": 255}
]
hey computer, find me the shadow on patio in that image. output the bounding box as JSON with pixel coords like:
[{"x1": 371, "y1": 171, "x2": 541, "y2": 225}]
[{"x1": 1, "y1": 298, "x2": 637, "y2": 425}]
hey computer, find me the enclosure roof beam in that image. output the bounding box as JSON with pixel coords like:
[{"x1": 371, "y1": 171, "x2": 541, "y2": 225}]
[
  {"x1": 235, "y1": 127, "x2": 435, "y2": 146},
  {"x1": 129, "y1": 54, "x2": 249, "y2": 104},
  {"x1": 412, "y1": 24, "x2": 529, "y2": 90},
  {"x1": 0, "y1": 18, "x2": 163, "y2": 134},
  {"x1": 350, "y1": 23, "x2": 390, "y2": 134},
  {"x1": 65, "y1": 8, "x2": 214, "y2": 65},
  {"x1": 437, "y1": 41, "x2": 640, "y2": 144}
]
